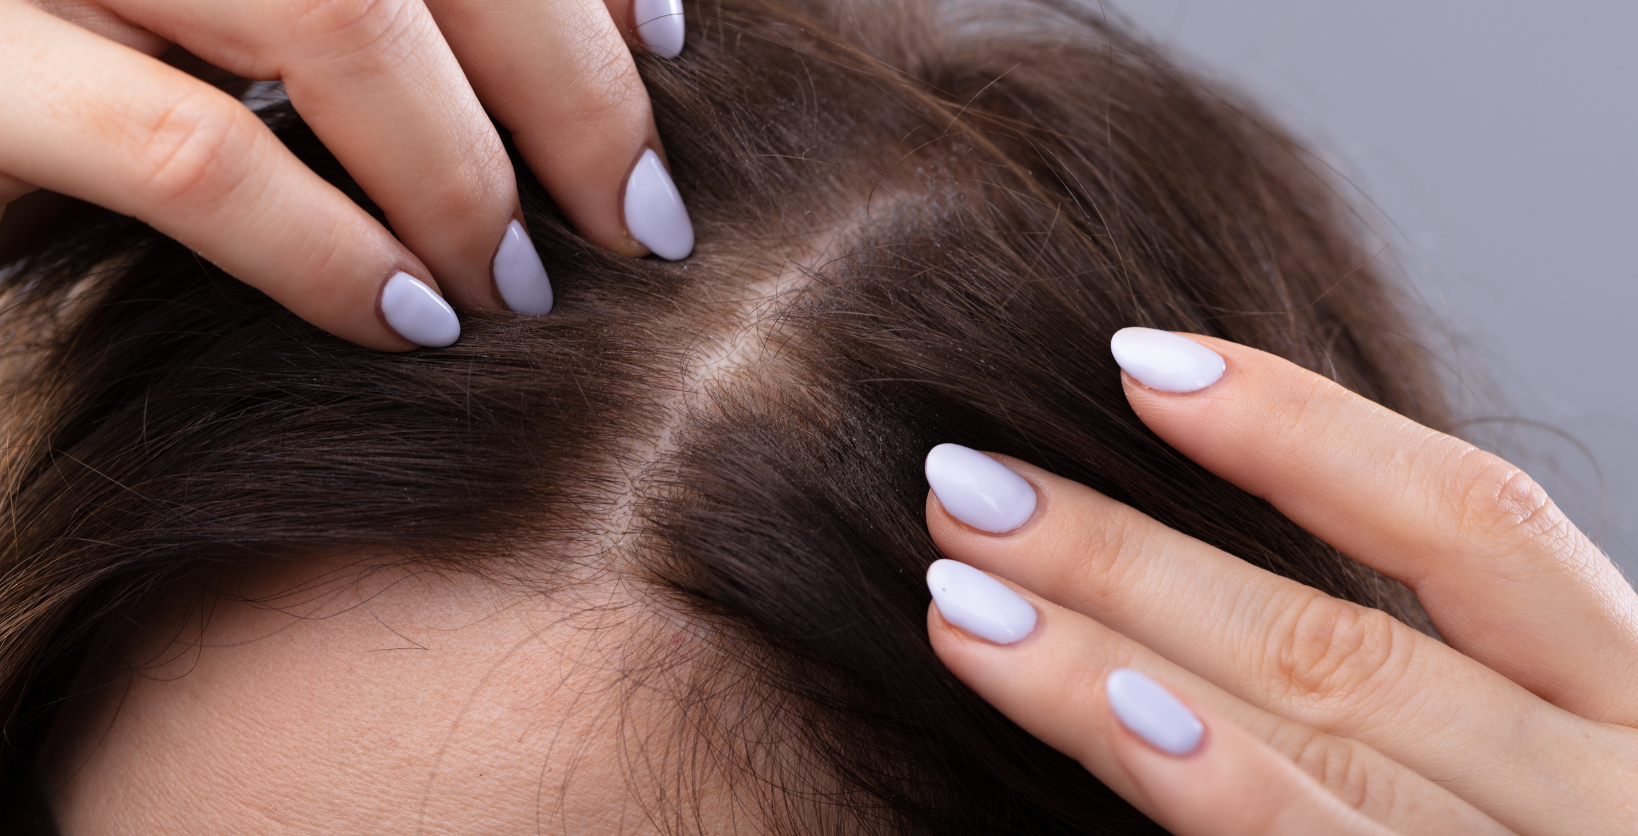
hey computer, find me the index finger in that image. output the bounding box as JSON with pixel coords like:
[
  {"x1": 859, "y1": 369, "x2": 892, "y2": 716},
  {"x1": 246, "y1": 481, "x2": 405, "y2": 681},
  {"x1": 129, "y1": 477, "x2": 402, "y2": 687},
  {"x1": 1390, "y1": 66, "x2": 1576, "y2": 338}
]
[{"x1": 1111, "y1": 327, "x2": 1638, "y2": 726}]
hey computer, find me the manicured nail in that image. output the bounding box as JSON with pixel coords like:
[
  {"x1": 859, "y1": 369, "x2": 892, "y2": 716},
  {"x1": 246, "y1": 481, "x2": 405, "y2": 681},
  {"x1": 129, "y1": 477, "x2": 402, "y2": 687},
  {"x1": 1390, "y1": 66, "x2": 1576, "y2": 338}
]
[
  {"x1": 1106, "y1": 668, "x2": 1204, "y2": 755},
  {"x1": 925, "y1": 443, "x2": 1037, "y2": 534},
  {"x1": 634, "y1": 0, "x2": 685, "y2": 59},
  {"x1": 1110, "y1": 327, "x2": 1225, "y2": 393},
  {"x1": 381, "y1": 271, "x2": 459, "y2": 347},
  {"x1": 623, "y1": 148, "x2": 694, "y2": 261},
  {"x1": 925, "y1": 559, "x2": 1037, "y2": 644},
  {"x1": 492, "y1": 220, "x2": 553, "y2": 315}
]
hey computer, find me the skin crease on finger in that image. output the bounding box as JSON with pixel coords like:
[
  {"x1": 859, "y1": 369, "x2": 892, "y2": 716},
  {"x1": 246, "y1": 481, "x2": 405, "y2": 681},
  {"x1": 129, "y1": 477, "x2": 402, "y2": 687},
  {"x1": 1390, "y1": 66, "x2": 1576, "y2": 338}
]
[
  {"x1": 37, "y1": 557, "x2": 753, "y2": 835},
  {"x1": 32, "y1": 1, "x2": 168, "y2": 53}
]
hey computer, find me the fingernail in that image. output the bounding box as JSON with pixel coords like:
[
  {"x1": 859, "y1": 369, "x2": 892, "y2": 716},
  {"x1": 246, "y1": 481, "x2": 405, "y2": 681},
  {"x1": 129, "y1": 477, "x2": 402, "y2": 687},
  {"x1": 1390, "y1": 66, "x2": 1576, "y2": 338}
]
[
  {"x1": 925, "y1": 559, "x2": 1038, "y2": 644},
  {"x1": 623, "y1": 148, "x2": 694, "y2": 260},
  {"x1": 634, "y1": 0, "x2": 685, "y2": 59},
  {"x1": 925, "y1": 443, "x2": 1037, "y2": 534},
  {"x1": 381, "y1": 271, "x2": 459, "y2": 347},
  {"x1": 492, "y1": 220, "x2": 553, "y2": 315},
  {"x1": 1110, "y1": 327, "x2": 1225, "y2": 393},
  {"x1": 1106, "y1": 668, "x2": 1204, "y2": 755}
]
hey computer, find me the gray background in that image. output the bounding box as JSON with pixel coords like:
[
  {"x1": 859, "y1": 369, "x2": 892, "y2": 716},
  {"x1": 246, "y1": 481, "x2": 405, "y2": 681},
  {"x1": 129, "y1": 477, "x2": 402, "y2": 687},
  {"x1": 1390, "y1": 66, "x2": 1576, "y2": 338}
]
[{"x1": 1109, "y1": 0, "x2": 1638, "y2": 580}]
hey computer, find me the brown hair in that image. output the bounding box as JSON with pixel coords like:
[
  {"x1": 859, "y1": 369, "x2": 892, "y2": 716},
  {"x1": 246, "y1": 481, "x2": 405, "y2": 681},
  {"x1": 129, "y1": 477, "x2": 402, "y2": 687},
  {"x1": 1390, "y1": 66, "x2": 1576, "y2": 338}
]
[{"x1": 0, "y1": 0, "x2": 1447, "y2": 831}]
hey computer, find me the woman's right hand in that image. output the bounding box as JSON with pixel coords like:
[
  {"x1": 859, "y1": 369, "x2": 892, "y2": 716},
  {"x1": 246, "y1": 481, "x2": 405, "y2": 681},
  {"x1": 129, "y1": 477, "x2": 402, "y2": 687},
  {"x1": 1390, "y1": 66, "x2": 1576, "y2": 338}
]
[{"x1": 0, "y1": 0, "x2": 693, "y2": 349}]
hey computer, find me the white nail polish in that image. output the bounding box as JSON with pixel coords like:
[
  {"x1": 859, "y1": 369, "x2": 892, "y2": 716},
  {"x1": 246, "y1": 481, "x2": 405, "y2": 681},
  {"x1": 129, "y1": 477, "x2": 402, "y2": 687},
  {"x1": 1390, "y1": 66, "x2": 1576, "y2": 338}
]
[
  {"x1": 1106, "y1": 668, "x2": 1204, "y2": 756},
  {"x1": 1109, "y1": 327, "x2": 1225, "y2": 393},
  {"x1": 924, "y1": 443, "x2": 1037, "y2": 534},
  {"x1": 634, "y1": 0, "x2": 685, "y2": 59},
  {"x1": 492, "y1": 220, "x2": 553, "y2": 315},
  {"x1": 623, "y1": 148, "x2": 694, "y2": 260},
  {"x1": 925, "y1": 559, "x2": 1037, "y2": 644},
  {"x1": 381, "y1": 271, "x2": 459, "y2": 347}
]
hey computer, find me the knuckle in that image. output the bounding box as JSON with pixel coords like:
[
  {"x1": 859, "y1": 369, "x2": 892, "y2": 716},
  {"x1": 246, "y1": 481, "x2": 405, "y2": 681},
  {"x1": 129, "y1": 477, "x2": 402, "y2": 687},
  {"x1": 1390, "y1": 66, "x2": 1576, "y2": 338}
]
[
  {"x1": 1269, "y1": 595, "x2": 1407, "y2": 714},
  {"x1": 1054, "y1": 505, "x2": 1150, "y2": 605},
  {"x1": 1283, "y1": 726, "x2": 1374, "y2": 810},
  {"x1": 130, "y1": 92, "x2": 258, "y2": 209},
  {"x1": 1264, "y1": 375, "x2": 1346, "y2": 448},
  {"x1": 1273, "y1": 724, "x2": 1418, "y2": 824},
  {"x1": 564, "y1": 41, "x2": 646, "y2": 129},
  {"x1": 1443, "y1": 449, "x2": 1578, "y2": 564},
  {"x1": 289, "y1": 0, "x2": 416, "y2": 67}
]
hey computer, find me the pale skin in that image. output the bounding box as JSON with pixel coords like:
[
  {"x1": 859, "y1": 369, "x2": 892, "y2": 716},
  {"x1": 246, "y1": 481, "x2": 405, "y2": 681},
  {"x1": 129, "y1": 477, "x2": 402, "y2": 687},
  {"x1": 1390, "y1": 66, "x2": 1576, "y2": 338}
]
[
  {"x1": 927, "y1": 335, "x2": 1638, "y2": 835},
  {"x1": 0, "y1": 0, "x2": 669, "y2": 350},
  {"x1": 39, "y1": 559, "x2": 755, "y2": 834}
]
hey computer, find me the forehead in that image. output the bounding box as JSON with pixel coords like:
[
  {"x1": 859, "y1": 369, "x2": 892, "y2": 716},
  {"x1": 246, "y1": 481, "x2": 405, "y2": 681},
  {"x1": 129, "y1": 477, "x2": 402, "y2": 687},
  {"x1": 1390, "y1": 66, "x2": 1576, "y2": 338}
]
[{"x1": 40, "y1": 558, "x2": 745, "y2": 835}]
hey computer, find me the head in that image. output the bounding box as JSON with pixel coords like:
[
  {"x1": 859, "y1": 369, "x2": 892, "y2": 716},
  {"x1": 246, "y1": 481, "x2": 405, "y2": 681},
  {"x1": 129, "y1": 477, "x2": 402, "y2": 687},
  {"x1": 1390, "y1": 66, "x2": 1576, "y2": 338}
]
[{"x1": 1, "y1": 0, "x2": 1446, "y2": 832}]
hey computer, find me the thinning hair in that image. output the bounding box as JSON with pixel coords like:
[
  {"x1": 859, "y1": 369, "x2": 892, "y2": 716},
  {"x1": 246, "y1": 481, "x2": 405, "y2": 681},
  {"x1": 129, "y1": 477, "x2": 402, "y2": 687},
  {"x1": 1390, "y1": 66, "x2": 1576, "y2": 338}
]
[{"x1": 0, "y1": 0, "x2": 1447, "y2": 832}]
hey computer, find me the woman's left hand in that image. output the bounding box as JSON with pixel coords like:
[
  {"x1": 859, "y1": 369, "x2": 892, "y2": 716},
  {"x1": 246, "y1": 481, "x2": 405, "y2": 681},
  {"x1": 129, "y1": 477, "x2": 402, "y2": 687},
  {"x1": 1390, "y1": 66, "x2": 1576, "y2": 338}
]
[{"x1": 923, "y1": 328, "x2": 1638, "y2": 835}]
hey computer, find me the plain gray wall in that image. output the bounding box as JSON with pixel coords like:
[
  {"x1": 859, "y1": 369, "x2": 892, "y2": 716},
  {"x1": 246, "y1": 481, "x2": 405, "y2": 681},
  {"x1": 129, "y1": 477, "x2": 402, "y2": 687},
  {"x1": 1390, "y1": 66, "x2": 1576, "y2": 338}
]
[{"x1": 1109, "y1": 0, "x2": 1638, "y2": 579}]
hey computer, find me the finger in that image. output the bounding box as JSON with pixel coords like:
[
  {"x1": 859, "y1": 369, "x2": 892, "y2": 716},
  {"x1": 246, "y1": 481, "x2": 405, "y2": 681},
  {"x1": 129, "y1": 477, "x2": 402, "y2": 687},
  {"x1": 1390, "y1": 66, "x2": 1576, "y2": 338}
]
[
  {"x1": 425, "y1": 0, "x2": 695, "y2": 260},
  {"x1": 1, "y1": 173, "x2": 32, "y2": 206},
  {"x1": 33, "y1": 0, "x2": 168, "y2": 53},
  {"x1": 1110, "y1": 328, "x2": 1638, "y2": 725},
  {"x1": 924, "y1": 446, "x2": 1636, "y2": 835},
  {"x1": 0, "y1": 4, "x2": 457, "y2": 349},
  {"x1": 924, "y1": 560, "x2": 1503, "y2": 836},
  {"x1": 1105, "y1": 669, "x2": 1395, "y2": 836},
  {"x1": 100, "y1": 0, "x2": 546, "y2": 313}
]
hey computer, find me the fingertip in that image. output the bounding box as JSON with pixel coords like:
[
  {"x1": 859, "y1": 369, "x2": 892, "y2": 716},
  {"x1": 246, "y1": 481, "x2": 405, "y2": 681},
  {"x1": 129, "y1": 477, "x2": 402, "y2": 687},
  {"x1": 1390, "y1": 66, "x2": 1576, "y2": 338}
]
[
  {"x1": 623, "y1": 148, "x2": 694, "y2": 260},
  {"x1": 1110, "y1": 327, "x2": 1226, "y2": 394},
  {"x1": 633, "y1": 0, "x2": 685, "y2": 58},
  {"x1": 925, "y1": 559, "x2": 1039, "y2": 645},
  {"x1": 379, "y1": 271, "x2": 460, "y2": 348},
  {"x1": 923, "y1": 444, "x2": 1038, "y2": 535},
  {"x1": 491, "y1": 220, "x2": 554, "y2": 316},
  {"x1": 1105, "y1": 669, "x2": 1204, "y2": 756}
]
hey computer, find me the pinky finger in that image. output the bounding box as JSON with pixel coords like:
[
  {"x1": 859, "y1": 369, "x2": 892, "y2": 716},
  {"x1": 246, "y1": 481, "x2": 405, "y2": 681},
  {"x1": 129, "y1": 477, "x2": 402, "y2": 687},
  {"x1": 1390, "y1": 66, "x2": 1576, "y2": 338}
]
[{"x1": 1107, "y1": 668, "x2": 1396, "y2": 836}]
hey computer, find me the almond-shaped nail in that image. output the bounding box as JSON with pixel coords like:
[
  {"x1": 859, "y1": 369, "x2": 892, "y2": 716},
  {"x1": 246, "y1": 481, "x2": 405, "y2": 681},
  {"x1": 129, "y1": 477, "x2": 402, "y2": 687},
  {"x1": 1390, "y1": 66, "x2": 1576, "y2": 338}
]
[
  {"x1": 381, "y1": 271, "x2": 459, "y2": 347},
  {"x1": 623, "y1": 148, "x2": 694, "y2": 260},
  {"x1": 1110, "y1": 327, "x2": 1225, "y2": 393},
  {"x1": 1106, "y1": 668, "x2": 1205, "y2": 755},
  {"x1": 634, "y1": 0, "x2": 685, "y2": 59},
  {"x1": 926, "y1": 559, "x2": 1038, "y2": 644},
  {"x1": 492, "y1": 220, "x2": 553, "y2": 315},
  {"x1": 925, "y1": 443, "x2": 1037, "y2": 534}
]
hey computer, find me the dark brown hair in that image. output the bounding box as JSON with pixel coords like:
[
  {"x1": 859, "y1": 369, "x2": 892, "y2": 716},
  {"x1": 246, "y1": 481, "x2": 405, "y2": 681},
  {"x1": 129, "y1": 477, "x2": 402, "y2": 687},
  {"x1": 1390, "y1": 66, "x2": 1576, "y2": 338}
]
[{"x1": 0, "y1": 0, "x2": 1448, "y2": 831}]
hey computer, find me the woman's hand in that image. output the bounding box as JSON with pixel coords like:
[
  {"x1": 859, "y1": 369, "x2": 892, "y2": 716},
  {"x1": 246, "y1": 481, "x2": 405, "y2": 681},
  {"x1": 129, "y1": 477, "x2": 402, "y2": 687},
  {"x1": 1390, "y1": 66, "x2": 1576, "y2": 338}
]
[
  {"x1": 0, "y1": 0, "x2": 692, "y2": 349},
  {"x1": 922, "y1": 328, "x2": 1638, "y2": 835}
]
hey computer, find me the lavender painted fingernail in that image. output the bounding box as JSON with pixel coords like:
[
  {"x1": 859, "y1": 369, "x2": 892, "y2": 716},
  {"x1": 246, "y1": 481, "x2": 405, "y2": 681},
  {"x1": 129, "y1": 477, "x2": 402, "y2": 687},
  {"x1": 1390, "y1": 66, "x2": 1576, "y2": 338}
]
[
  {"x1": 925, "y1": 443, "x2": 1037, "y2": 533},
  {"x1": 634, "y1": 0, "x2": 685, "y2": 59},
  {"x1": 492, "y1": 220, "x2": 553, "y2": 315},
  {"x1": 926, "y1": 559, "x2": 1038, "y2": 644},
  {"x1": 623, "y1": 149, "x2": 694, "y2": 261},
  {"x1": 1110, "y1": 327, "x2": 1225, "y2": 393},
  {"x1": 380, "y1": 271, "x2": 459, "y2": 347},
  {"x1": 1106, "y1": 668, "x2": 1204, "y2": 755}
]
